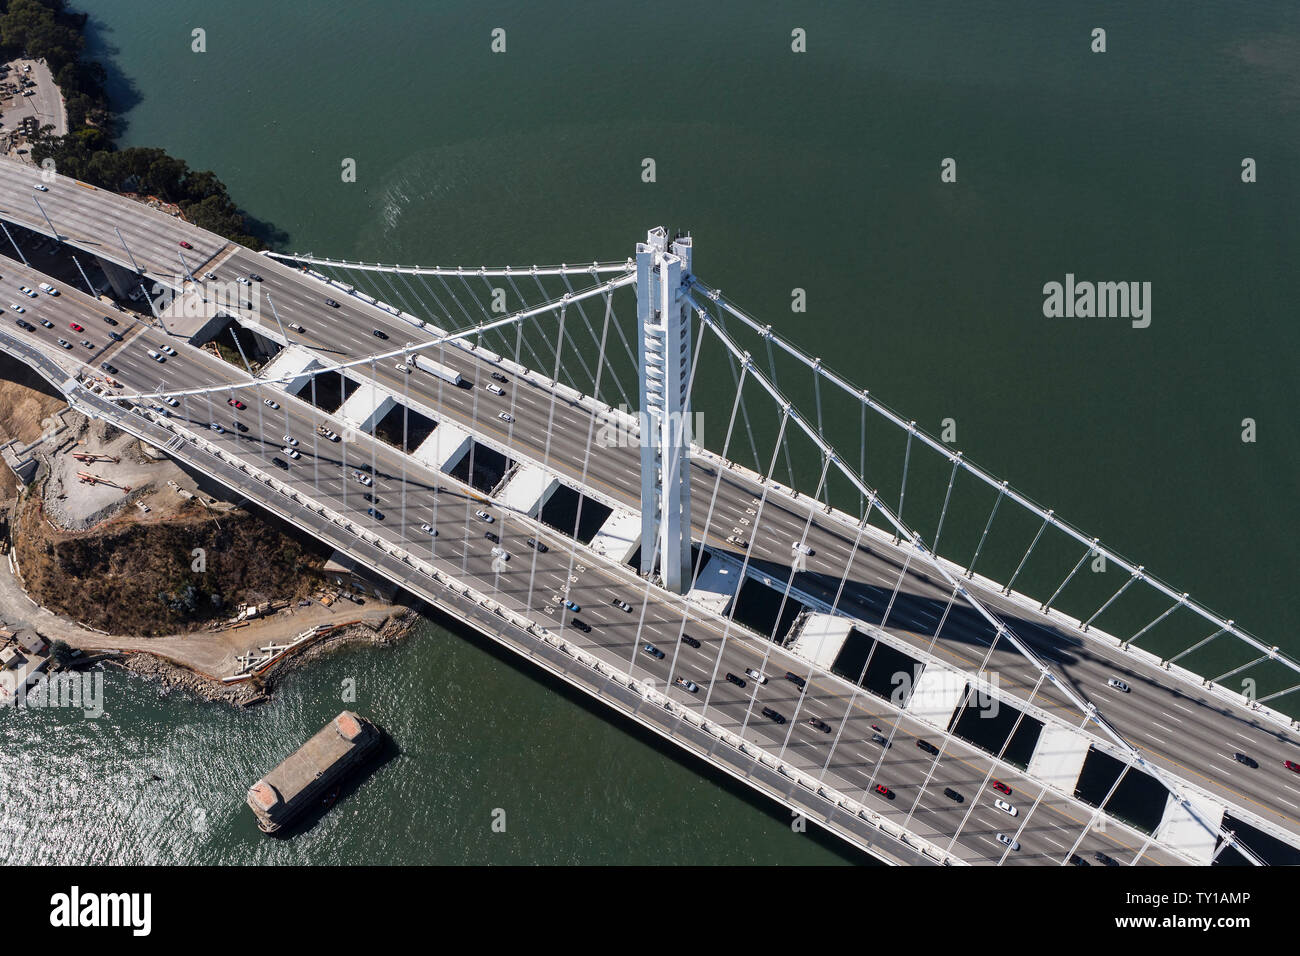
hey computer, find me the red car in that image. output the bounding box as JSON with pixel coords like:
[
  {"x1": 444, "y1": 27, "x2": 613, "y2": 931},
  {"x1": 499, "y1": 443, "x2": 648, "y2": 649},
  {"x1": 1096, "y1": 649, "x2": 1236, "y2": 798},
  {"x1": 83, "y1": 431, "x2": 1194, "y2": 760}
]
[
  {"x1": 992, "y1": 780, "x2": 1012, "y2": 796},
  {"x1": 1286, "y1": 760, "x2": 1300, "y2": 774},
  {"x1": 69, "y1": 322, "x2": 83, "y2": 332},
  {"x1": 227, "y1": 398, "x2": 246, "y2": 409},
  {"x1": 179, "y1": 240, "x2": 193, "y2": 249},
  {"x1": 874, "y1": 784, "x2": 894, "y2": 800}
]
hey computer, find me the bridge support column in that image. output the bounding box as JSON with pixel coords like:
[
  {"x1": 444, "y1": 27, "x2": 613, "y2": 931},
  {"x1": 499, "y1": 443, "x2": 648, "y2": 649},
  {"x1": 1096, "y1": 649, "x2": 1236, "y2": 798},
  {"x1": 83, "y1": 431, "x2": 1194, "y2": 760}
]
[
  {"x1": 96, "y1": 256, "x2": 139, "y2": 299},
  {"x1": 636, "y1": 227, "x2": 693, "y2": 594}
]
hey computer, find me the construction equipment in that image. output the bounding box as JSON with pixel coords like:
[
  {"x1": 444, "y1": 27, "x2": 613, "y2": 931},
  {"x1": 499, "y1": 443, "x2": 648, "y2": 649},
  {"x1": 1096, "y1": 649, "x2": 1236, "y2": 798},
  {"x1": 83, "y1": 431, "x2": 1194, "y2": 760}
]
[
  {"x1": 76, "y1": 471, "x2": 130, "y2": 493},
  {"x1": 71, "y1": 452, "x2": 120, "y2": 464}
]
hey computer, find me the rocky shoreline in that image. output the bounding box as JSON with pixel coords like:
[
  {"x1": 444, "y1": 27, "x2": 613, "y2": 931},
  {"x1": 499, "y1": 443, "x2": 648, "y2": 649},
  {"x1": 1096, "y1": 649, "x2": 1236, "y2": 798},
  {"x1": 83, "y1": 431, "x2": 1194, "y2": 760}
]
[{"x1": 105, "y1": 609, "x2": 421, "y2": 708}]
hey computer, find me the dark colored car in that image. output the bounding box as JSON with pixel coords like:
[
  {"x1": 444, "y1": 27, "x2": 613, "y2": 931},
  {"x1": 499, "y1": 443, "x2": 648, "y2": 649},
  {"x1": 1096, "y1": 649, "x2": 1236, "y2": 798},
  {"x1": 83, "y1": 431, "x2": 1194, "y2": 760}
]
[
  {"x1": 943, "y1": 787, "x2": 963, "y2": 802},
  {"x1": 13, "y1": 319, "x2": 33, "y2": 331},
  {"x1": 874, "y1": 784, "x2": 894, "y2": 800},
  {"x1": 325, "y1": 298, "x2": 340, "y2": 308},
  {"x1": 107, "y1": 331, "x2": 123, "y2": 341},
  {"x1": 641, "y1": 643, "x2": 665, "y2": 660},
  {"x1": 785, "y1": 671, "x2": 806, "y2": 689},
  {"x1": 870, "y1": 732, "x2": 890, "y2": 748},
  {"x1": 761, "y1": 707, "x2": 786, "y2": 725},
  {"x1": 100, "y1": 362, "x2": 118, "y2": 375},
  {"x1": 806, "y1": 717, "x2": 832, "y2": 733},
  {"x1": 1069, "y1": 854, "x2": 1090, "y2": 866},
  {"x1": 526, "y1": 537, "x2": 548, "y2": 553},
  {"x1": 362, "y1": 492, "x2": 378, "y2": 503},
  {"x1": 725, "y1": 672, "x2": 746, "y2": 688},
  {"x1": 232, "y1": 421, "x2": 248, "y2": 432},
  {"x1": 1234, "y1": 752, "x2": 1258, "y2": 768},
  {"x1": 916, "y1": 739, "x2": 939, "y2": 755},
  {"x1": 249, "y1": 273, "x2": 263, "y2": 282},
  {"x1": 271, "y1": 457, "x2": 289, "y2": 470},
  {"x1": 491, "y1": 371, "x2": 508, "y2": 382},
  {"x1": 992, "y1": 780, "x2": 1012, "y2": 796},
  {"x1": 372, "y1": 328, "x2": 388, "y2": 339},
  {"x1": 571, "y1": 618, "x2": 591, "y2": 633},
  {"x1": 485, "y1": 531, "x2": 500, "y2": 543},
  {"x1": 680, "y1": 634, "x2": 701, "y2": 649},
  {"x1": 367, "y1": 507, "x2": 384, "y2": 520},
  {"x1": 1094, "y1": 852, "x2": 1119, "y2": 866},
  {"x1": 101, "y1": 315, "x2": 118, "y2": 326}
]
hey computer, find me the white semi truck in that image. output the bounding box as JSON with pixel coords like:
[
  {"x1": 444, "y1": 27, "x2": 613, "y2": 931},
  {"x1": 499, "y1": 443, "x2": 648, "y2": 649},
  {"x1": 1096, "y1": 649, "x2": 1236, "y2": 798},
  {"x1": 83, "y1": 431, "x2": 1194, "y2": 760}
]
[{"x1": 408, "y1": 353, "x2": 463, "y2": 386}]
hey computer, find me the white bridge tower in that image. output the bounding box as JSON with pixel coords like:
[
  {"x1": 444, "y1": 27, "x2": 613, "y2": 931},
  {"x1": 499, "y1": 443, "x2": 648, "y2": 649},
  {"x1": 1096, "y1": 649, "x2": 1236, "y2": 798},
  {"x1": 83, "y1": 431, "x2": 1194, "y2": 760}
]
[{"x1": 636, "y1": 227, "x2": 694, "y2": 594}]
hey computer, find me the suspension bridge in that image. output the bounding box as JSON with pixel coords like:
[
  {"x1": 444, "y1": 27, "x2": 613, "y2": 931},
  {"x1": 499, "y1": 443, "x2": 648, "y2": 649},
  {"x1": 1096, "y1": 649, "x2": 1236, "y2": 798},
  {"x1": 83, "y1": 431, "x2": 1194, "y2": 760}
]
[{"x1": 0, "y1": 155, "x2": 1297, "y2": 866}]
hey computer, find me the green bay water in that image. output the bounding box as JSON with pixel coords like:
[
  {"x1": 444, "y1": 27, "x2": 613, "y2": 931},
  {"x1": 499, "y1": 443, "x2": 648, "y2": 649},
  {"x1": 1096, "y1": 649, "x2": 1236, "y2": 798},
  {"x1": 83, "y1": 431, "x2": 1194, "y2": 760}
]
[{"x1": 1, "y1": 1, "x2": 1295, "y2": 864}]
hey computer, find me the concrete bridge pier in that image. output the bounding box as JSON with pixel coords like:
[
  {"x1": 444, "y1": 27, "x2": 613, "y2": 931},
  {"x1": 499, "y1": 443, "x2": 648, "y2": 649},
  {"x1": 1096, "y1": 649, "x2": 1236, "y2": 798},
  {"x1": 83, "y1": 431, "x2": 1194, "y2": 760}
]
[{"x1": 96, "y1": 256, "x2": 142, "y2": 299}]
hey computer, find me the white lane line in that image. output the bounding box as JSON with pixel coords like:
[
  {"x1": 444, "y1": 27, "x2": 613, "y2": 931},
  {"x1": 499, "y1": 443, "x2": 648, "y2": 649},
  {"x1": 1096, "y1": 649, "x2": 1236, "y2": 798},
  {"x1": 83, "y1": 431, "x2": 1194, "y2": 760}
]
[
  {"x1": 1171, "y1": 701, "x2": 1197, "y2": 714},
  {"x1": 1161, "y1": 711, "x2": 1183, "y2": 724}
]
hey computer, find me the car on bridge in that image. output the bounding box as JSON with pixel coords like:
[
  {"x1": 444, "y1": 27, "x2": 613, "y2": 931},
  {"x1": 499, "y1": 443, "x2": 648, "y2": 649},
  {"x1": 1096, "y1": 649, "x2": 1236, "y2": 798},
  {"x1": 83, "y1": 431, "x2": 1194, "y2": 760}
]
[
  {"x1": 874, "y1": 784, "x2": 894, "y2": 800},
  {"x1": 325, "y1": 298, "x2": 341, "y2": 309},
  {"x1": 1286, "y1": 760, "x2": 1300, "y2": 774},
  {"x1": 228, "y1": 398, "x2": 246, "y2": 409},
  {"x1": 1234, "y1": 752, "x2": 1258, "y2": 768},
  {"x1": 484, "y1": 531, "x2": 499, "y2": 543},
  {"x1": 785, "y1": 671, "x2": 806, "y2": 689},
  {"x1": 209, "y1": 423, "x2": 224, "y2": 433},
  {"x1": 563, "y1": 600, "x2": 581, "y2": 612},
  {"x1": 745, "y1": 668, "x2": 768, "y2": 684},
  {"x1": 33, "y1": 184, "x2": 48, "y2": 192},
  {"x1": 943, "y1": 788, "x2": 963, "y2": 802},
  {"x1": 1093, "y1": 851, "x2": 1119, "y2": 866},
  {"x1": 264, "y1": 398, "x2": 279, "y2": 409},
  {"x1": 486, "y1": 383, "x2": 505, "y2": 396},
  {"x1": 526, "y1": 537, "x2": 548, "y2": 553},
  {"x1": 101, "y1": 315, "x2": 118, "y2": 325},
  {"x1": 792, "y1": 542, "x2": 814, "y2": 556},
  {"x1": 165, "y1": 397, "x2": 179, "y2": 407},
  {"x1": 237, "y1": 277, "x2": 251, "y2": 286},
  {"x1": 12, "y1": 319, "x2": 33, "y2": 332},
  {"x1": 318, "y1": 425, "x2": 339, "y2": 441},
  {"x1": 498, "y1": 412, "x2": 513, "y2": 424},
  {"x1": 39, "y1": 283, "x2": 58, "y2": 296},
  {"x1": 680, "y1": 634, "x2": 700, "y2": 648},
  {"x1": 55, "y1": 338, "x2": 71, "y2": 349},
  {"x1": 179, "y1": 240, "x2": 192, "y2": 249},
  {"x1": 395, "y1": 363, "x2": 410, "y2": 374},
  {"x1": 68, "y1": 322, "x2": 82, "y2": 332},
  {"x1": 351, "y1": 470, "x2": 373, "y2": 486},
  {"x1": 870, "y1": 732, "x2": 890, "y2": 749},
  {"x1": 725, "y1": 672, "x2": 746, "y2": 688},
  {"x1": 641, "y1": 643, "x2": 664, "y2": 660},
  {"x1": 992, "y1": 780, "x2": 1012, "y2": 795},
  {"x1": 674, "y1": 677, "x2": 699, "y2": 694},
  {"x1": 367, "y1": 508, "x2": 384, "y2": 520},
  {"x1": 39, "y1": 319, "x2": 51, "y2": 328},
  {"x1": 100, "y1": 362, "x2": 119, "y2": 375},
  {"x1": 232, "y1": 421, "x2": 248, "y2": 432},
  {"x1": 726, "y1": 534, "x2": 749, "y2": 548},
  {"x1": 490, "y1": 546, "x2": 509, "y2": 561},
  {"x1": 995, "y1": 832, "x2": 1019, "y2": 851},
  {"x1": 916, "y1": 739, "x2": 940, "y2": 755},
  {"x1": 107, "y1": 331, "x2": 122, "y2": 341},
  {"x1": 80, "y1": 340, "x2": 93, "y2": 349},
  {"x1": 249, "y1": 273, "x2": 263, "y2": 282},
  {"x1": 419, "y1": 523, "x2": 437, "y2": 536},
  {"x1": 283, "y1": 435, "x2": 298, "y2": 446},
  {"x1": 571, "y1": 618, "x2": 591, "y2": 633},
  {"x1": 1107, "y1": 677, "x2": 1130, "y2": 693},
  {"x1": 370, "y1": 327, "x2": 387, "y2": 338},
  {"x1": 271, "y1": 457, "x2": 289, "y2": 470},
  {"x1": 761, "y1": 707, "x2": 786, "y2": 724},
  {"x1": 18, "y1": 286, "x2": 36, "y2": 298},
  {"x1": 491, "y1": 371, "x2": 508, "y2": 382},
  {"x1": 806, "y1": 717, "x2": 832, "y2": 733},
  {"x1": 8, "y1": 303, "x2": 23, "y2": 313},
  {"x1": 147, "y1": 349, "x2": 165, "y2": 363},
  {"x1": 1069, "y1": 854, "x2": 1089, "y2": 866},
  {"x1": 161, "y1": 344, "x2": 177, "y2": 356},
  {"x1": 994, "y1": 799, "x2": 1017, "y2": 817},
  {"x1": 282, "y1": 447, "x2": 300, "y2": 459}
]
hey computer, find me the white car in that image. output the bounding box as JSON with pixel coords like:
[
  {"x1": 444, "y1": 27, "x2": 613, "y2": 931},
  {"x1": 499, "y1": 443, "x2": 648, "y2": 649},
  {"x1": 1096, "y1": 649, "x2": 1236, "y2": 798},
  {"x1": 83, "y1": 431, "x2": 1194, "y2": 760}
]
[
  {"x1": 160, "y1": 344, "x2": 177, "y2": 356},
  {"x1": 56, "y1": 338, "x2": 71, "y2": 349},
  {"x1": 745, "y1": 668, "x2": 769, "y2": 684},
  {"x1": 283, "y1": 435, "x2": 298, "y2": 447},
  {"x1": 237, "y1": 277, "x2": 251, "y2": 286},
  {"x1": 8, "y1": 303, "x2": 23, "y2": 313},
  {"x1": 475, "y1": 509, "x2": 493, "y2": 523},
  {"x1": 994, "y1": 799, "x2": 1017, "y2": 817},
  {"x1": 263, "y1": 398, "x2": 279, "y2": 409},
  {"x1": 39, "y1": 319, "x2": 52, "y2": 328},
  {"x1": 498, "y1": 412, "x2": 514, "y2": 424},
  {"x1": 995, "y1": 832, "x2": 1020, "y2": 851},
  {"x1": 674, "y1": 677, "x2": 700, "y2": 694},
  {"x1": 34, "y1": 184, "x2": 48, "y2": 192},
  {"x1": 490, "y1": 546, "x2": 509, "y2": 561},
  {"x1": 165, "y1": 397, "x2": 180, "y2": 408},
  {"x1": 209, "y1": 423, "x2": 224, "y2": 433},
  {"x1": 38, "y1": 283, "x2": 58, "y2": 296},
  {"x1": 419, "y1": 523, "x2": 436, "y2": 535},
  {"x1": 485, "y1": 383, "x2": 504, "y2": 395},
  {"x1": 1107, "y1": 677, "x2": 1130, "y2": 693},
  {"x1": 19, "y1": 286, "x2": 37, "y2": 298},
  {"x1": 395, "y1": 363, "x2": 410, "y2": 373},
  {"x1": 204, "y1": 271, "x2": 217, "y2": 280},
  {"x1": 792, "y1": 542, "x2": 814, "y2": 556},
  {"x1": 282, "y1": 447, "x2": 300, "y2": 460}
]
